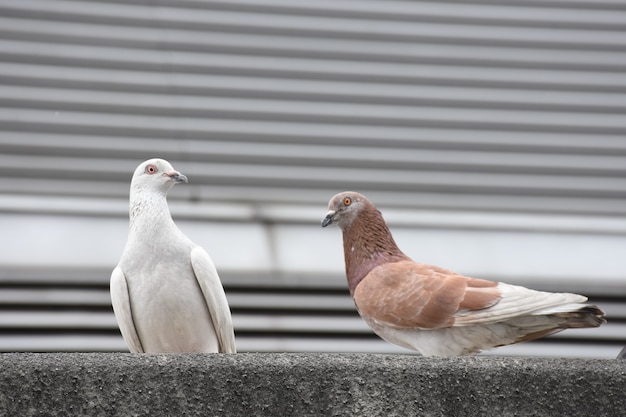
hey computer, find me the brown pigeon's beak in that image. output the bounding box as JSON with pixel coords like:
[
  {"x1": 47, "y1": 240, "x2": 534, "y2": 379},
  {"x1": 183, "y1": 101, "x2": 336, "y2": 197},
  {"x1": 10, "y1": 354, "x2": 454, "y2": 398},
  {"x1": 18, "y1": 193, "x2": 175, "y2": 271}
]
[
  {"x1": 166, "y1": 170, "x2": 188, "y2": 183},
  {"x1": 321, "y1": 210, "x2": 335, "y2": 227}
]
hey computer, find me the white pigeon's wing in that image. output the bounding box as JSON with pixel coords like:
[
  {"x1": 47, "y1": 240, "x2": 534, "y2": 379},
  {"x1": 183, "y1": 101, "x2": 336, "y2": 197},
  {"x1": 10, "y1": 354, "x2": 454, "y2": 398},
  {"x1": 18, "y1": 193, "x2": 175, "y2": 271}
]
[
  {"x1": 190, "y1": 246, "x2": 237, "y2": 353},
  {"x1": 110, "y1": 267, "x2": 144, "y2": 353}
]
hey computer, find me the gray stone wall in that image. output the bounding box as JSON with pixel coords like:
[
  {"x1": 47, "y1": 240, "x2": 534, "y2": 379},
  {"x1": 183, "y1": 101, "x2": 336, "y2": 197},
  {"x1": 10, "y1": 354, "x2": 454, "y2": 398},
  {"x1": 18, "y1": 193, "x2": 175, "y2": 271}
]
[{"x1": 1, "y1": 353, "x2": 624, "y2": 416}]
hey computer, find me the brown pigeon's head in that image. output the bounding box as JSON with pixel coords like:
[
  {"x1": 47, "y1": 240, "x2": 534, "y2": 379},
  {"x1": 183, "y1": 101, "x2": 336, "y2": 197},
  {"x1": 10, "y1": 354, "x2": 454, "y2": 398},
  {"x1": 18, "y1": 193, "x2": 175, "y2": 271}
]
[
  {"x1": 322, "y1": 191, "x2": 370, "y2": 230},
  {"x1": 130, "y1": 158, "x2": 188, "y2": 195}
]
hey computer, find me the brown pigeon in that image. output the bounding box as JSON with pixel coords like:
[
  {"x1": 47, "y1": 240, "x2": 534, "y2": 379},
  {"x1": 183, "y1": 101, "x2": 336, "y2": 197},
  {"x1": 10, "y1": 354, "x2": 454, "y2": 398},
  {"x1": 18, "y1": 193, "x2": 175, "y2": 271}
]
[{"x1": 322, "y1": 191, "x2": 606, "y2": 356}]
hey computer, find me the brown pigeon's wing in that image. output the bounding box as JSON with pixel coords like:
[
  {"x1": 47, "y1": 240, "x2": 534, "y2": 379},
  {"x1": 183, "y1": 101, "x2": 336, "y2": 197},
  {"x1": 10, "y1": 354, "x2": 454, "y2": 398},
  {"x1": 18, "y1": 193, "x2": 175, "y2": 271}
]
[
  {"x1": 353, "y1": 260, "x2": 501, "y2": 330},
  {"x1": 453, "y1": 282, "x2": 589, "y2": 326}
]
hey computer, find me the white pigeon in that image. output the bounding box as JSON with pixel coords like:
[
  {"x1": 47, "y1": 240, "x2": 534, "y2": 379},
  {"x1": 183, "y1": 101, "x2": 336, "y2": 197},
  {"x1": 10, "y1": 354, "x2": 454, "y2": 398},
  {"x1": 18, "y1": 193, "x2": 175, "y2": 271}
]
[{"x1": 110, "y1": 158, "x2": 236, "y2": 353}]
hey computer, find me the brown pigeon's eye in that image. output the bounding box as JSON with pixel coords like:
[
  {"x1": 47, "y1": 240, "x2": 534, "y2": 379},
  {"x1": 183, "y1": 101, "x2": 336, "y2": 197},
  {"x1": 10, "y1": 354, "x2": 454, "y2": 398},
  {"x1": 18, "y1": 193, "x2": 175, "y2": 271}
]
[
  {"x1": 145, "y1": 164, "x2": 158, "y2": 175},
  {"x1": 343, "y1": 197, "x2": 352, "y2": 206}
]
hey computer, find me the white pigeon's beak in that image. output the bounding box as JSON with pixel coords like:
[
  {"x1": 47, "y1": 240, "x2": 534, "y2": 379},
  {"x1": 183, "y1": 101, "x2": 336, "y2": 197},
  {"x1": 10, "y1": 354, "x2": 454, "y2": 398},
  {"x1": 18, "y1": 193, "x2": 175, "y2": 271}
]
[
  {"x1": 165, "y1": 170, "x2": 188, "y2": 183},
  {"x1": 321, "y1": 210, "x2": 336, "y2": 227}
]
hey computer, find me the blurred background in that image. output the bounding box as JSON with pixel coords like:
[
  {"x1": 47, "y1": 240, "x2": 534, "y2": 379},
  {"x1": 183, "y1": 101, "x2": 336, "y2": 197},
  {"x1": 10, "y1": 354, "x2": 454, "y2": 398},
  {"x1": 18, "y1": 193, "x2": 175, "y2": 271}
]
[{"x1": 0, "y1": 0, "x2": 625, "y2": 358}]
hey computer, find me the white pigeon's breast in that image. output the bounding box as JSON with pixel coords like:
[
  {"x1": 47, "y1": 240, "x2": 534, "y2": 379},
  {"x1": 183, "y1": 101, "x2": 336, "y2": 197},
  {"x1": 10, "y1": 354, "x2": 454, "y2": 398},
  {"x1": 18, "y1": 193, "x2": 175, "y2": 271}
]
[{"x1": 123, "y1": 248, "x2": 219, "y2": 353}]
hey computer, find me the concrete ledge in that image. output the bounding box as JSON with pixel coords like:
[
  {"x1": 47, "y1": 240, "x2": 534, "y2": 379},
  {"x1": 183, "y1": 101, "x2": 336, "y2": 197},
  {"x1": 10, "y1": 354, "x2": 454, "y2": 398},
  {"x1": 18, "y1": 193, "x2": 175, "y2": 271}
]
[{"x1": 0, "y1": 353, "x2": 624, "y2": 416}]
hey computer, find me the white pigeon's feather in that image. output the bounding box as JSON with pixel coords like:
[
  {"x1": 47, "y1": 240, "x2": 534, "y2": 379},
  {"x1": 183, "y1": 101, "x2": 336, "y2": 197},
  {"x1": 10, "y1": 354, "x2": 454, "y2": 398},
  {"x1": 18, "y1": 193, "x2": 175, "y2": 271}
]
[
  {"x1": 191, "y1": 246, "x2": 237, "y2": 353},
  {"x1": 110, "y1": 267, "x2": 144, "y2": 353}
]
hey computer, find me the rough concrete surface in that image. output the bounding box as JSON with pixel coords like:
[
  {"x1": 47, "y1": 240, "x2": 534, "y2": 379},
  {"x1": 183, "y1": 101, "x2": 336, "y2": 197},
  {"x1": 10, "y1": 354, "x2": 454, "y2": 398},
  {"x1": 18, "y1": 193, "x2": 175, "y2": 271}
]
[{"x1": 0, "y1": 353, "x2": 624, "y2": 416}]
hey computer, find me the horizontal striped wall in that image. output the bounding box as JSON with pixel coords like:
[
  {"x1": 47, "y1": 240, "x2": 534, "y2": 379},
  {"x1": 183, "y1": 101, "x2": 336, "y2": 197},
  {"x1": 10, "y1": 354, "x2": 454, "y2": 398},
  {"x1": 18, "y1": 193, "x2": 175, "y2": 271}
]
[{"x1": 0, "y1": 0, "x2": 624, "y2": 358}]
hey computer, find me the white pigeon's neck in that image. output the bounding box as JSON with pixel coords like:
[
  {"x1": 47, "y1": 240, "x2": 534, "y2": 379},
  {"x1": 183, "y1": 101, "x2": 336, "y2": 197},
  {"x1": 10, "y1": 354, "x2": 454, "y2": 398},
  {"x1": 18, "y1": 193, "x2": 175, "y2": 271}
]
[{"x1": 128, "y1": 188, "x2": 176, "y2": 234}]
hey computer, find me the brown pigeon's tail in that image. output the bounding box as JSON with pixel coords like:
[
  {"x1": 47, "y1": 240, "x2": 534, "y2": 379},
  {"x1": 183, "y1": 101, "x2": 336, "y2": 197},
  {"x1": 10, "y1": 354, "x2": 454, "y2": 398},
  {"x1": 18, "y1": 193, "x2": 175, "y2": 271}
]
[
  {"x1": 550, "y1": 303, "x2": 606, "y2": 328},
  {"x1": 502, "y1": 303, "x2": 606, "y2": 346}
]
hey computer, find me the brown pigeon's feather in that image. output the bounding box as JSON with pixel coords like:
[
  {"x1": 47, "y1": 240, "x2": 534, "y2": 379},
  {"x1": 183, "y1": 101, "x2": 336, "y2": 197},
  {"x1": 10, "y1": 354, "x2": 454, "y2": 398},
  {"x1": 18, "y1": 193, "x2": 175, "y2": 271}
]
[
  {"x1": 354, "y1": 261, "x2": 500, "y2": 330},
  {"x1": 322, "y1": 191, "x2": 606, "y2": 356},
  {"x1": 340, "y1": 200, "x2": 409, "y2": 295}
]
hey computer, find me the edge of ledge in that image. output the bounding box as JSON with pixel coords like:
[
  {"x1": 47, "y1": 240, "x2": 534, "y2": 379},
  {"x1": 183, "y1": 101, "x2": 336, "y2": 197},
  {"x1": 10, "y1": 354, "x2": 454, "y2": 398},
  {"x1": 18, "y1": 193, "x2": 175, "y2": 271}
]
[{"x1": 1, "y1": 353, "x2": 624, "y2": 417}]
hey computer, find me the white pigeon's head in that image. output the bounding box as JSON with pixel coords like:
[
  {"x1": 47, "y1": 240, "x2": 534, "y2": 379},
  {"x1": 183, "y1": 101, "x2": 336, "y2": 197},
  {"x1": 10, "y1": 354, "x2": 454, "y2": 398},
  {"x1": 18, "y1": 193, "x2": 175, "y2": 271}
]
[{"x1": 130, "y1": 158, "x2": 188, "y2": 195}]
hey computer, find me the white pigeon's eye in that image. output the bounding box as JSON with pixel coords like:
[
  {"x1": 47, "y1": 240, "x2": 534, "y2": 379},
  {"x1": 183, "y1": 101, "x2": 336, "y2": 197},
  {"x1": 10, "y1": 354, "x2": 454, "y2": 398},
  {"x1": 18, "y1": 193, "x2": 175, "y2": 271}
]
[
  {"x1": 343, "y1": 197, "x2": 352, "y2": 207},
  {"x1": 145, "y1": 164, "x2": 158, "y2": 175}
]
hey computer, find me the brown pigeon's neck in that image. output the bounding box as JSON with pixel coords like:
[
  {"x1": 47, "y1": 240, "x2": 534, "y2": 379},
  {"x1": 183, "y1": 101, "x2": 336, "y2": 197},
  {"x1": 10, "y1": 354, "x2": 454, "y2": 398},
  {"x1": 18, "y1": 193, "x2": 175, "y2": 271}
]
[{"x1": 342, "y1": 208, "x2": 409, "y2": 295}]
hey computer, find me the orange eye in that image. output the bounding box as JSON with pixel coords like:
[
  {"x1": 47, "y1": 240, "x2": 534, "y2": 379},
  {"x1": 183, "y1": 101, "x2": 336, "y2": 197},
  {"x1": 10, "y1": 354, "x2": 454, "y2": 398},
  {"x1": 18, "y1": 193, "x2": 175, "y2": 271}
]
[
  {"x1": 343, "y1": 197, "x2": 352, "y2": 206},
  {"x1": 145, "y1": 164, "x2": 158, "y2": 175}
]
